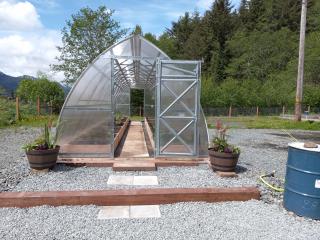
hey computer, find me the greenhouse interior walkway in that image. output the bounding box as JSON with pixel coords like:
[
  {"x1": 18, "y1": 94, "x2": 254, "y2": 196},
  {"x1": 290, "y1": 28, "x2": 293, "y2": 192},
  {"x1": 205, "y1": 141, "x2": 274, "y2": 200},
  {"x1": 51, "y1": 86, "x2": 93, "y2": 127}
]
[{"x1": 119, "y1": 121, "x2": 149, "y2": 158}]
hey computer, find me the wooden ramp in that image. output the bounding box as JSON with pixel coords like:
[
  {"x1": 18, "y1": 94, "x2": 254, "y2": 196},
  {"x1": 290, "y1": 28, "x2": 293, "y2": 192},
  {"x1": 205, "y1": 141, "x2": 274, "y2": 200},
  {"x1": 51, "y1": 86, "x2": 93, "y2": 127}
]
[
  {"x1": 119, "y1": 121, "x2": 149, "y2": 158},
  {"x1": 114, "y1": 121, "x2": 154, "y2": 171}
]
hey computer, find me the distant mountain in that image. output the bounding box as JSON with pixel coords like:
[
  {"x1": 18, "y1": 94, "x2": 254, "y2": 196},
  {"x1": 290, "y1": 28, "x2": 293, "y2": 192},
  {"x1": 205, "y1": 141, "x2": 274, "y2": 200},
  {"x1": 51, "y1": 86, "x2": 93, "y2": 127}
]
[
  {"x1": 0, "y1": 71, "x2": 35, "y2": 96},
  {"x1": 0, "y1": 71, "x2": 69, "y2": 97}
]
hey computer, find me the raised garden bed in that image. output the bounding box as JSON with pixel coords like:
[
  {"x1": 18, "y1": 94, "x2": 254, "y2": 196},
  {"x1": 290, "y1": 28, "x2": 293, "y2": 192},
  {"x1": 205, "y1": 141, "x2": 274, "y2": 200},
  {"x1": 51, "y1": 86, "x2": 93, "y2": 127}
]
[
  {"x1": 144, "y1": 117, "x2": 155, "y2": 149},
  {"x1": 114, "y1": 117, "x2": 130, "y2": 151}
]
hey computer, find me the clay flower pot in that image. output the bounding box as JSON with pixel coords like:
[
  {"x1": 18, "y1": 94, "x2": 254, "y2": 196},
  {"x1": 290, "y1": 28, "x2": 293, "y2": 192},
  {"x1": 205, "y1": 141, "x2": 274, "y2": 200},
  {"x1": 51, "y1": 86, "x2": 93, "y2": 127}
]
[
  {"x1": 26, "y1": 146, "x2": 60, "y2": 170},
  {"x1": 208, "y1": 148, "x2": 240, "y2": 172}
]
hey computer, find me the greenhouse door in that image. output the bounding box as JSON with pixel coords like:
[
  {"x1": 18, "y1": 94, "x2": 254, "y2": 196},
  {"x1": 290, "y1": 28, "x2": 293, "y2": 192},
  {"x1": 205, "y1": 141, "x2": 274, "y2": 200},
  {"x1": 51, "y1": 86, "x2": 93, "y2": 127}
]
[{"x1": 155, "y1": 60, "x2": 201, "y2": 157}]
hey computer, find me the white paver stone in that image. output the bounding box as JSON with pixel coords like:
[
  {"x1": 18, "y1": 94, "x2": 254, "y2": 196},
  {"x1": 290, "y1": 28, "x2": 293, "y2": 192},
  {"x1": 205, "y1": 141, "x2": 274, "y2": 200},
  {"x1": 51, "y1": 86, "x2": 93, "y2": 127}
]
[
  {"x1": 107, "y1": 175, "x2": 134, "y2": 185},
  {"x1": 133, "y1": 176, "x2": 159, "y2": 185},
  {"x1": 97, "y1": 206, "x2": 130, "y2": 219}
]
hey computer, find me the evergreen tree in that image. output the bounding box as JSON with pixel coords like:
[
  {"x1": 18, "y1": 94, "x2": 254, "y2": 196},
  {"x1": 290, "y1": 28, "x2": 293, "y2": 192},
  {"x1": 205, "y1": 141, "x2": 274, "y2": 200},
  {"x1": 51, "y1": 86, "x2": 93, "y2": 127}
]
[
  {"x1": 207, "y1": 0, "x2": 235, "y2": 81},
  {"x1": 167, "y1": 11, "x2": 201, "y2": 58},
  {"x1": 132, "y1": 25, "x2": 143, "y2": 35}
]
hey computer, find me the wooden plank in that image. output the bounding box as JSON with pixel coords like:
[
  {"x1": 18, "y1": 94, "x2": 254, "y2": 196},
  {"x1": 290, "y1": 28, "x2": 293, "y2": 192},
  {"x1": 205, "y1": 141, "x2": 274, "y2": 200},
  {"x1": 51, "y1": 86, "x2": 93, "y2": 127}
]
[
  {"x1": 144, "y1": 117, "x2": 155, "y2": 149},
  {"x1": 114, "y1": 118, "x2": 130, "y2": 151},
  {"x1": 113, "y1": 162, "x2": 156, "y2": 171},
  {"x1": 0, "y1": 187, "x2": 260, "y2": 208},
  {"x1": 57, "y1": 158, "x2": 207, "y2": 167}
]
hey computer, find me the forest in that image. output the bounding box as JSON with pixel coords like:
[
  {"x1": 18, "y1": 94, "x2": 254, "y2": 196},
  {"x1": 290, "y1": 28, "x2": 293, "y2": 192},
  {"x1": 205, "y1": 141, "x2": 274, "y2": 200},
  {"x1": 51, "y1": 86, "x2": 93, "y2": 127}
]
[{"x1": 143, "y1": 0, "x2": 320, "y2": 109}]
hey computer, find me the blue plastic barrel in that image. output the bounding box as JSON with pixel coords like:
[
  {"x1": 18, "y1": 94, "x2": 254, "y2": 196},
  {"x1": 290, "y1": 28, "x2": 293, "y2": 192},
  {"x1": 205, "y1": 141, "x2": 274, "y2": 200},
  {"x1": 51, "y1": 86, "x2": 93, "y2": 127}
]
[{"x1": 284, "y1": 142, "x2": 320, "y2": 219}]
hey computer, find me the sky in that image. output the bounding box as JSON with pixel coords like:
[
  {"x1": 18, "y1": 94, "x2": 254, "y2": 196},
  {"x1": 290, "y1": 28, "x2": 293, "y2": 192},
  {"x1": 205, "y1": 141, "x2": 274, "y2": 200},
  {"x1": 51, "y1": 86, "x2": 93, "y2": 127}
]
[{"x1": 0, "y1": 0, "x2": 240, "y2": 81}]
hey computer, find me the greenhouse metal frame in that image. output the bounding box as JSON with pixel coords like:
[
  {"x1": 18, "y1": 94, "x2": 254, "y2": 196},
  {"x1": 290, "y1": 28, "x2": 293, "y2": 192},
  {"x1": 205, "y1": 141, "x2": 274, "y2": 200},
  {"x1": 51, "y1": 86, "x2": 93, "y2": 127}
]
[{"x1": 56, "y1": 35, "x2": 209, "y2": 159}]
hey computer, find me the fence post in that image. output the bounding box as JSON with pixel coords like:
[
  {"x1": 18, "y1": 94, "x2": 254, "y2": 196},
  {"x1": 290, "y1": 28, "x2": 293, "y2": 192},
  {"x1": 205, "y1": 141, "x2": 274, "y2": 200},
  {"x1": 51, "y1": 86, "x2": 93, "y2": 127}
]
[
  {"x1": 228, "y1": 106, "x2": 232, "y2": 118},
  {"x1": 15, "y1": 97, "x2": 20, "y2": 121},
  {"x1": 50, "y1": 100, "x2": 53, "y2": 116},
  {"x1": 256, "y1": 106, "x2": 259, "y2": 117},
  {"x1": 139, "y1": 106, "x2": 142, "y2": 116},
  {"x1": 308, "y1": 105, "x2": 310, "y2": 113},
  {"x1": 282, "y1": 106, "x2": 285, "y2": 117},
  {"x1": 37, "y1": 96, "x2": 40, "y2": 115}
]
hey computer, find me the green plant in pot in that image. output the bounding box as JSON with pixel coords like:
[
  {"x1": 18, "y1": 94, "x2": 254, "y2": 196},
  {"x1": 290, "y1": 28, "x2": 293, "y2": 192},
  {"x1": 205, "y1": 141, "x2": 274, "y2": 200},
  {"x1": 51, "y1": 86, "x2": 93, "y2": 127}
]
[
  {"x1": 208, "y1": 120, "x2": 240, "y2": 172},
  {"x1": 23, "y1": 123, "x2": 60, "y2": 170}
]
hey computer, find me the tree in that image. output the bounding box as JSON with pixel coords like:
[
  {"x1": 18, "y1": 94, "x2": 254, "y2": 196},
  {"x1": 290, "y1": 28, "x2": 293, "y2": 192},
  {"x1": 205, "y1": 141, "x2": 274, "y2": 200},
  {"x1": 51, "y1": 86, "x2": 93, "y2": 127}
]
[
  {"x1": 144, "y1": 33, "x2": 158, "y2": 45},
  {"x1": 16, "y1": 74, "x2": 65, "y2": 113},
  {"x1": 52, "y1": 6, "x2": 127, "y2": 85},
  {"x1": 132, "y1": 25, "x2": 143, "y2": 35},
  {"x1": 206, "y1": 0, "x2": 235, "y2": 81},
  {"x1": 238, "y1": 0, "x2": 249, "y2": 27},
  {"x1": 0, "y1": 86, "x2": 5, "y2": 96},
  {"x1": 167, "y1": 11, "x2": 201, "y2": 58}
]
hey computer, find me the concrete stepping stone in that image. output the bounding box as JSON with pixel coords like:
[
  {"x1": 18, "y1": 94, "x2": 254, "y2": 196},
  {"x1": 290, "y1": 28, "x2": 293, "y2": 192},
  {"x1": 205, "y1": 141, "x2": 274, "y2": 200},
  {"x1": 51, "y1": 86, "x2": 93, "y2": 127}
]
[
  {"x1": 98, "y1": 206, "x2": 130, "y2": 219},
  {"x1": 107, "y1": 175, "x2": 159, "y2": 185},
  {"x1": 133, "y1": 176, "x2": 158, "y2": 185},
  {"x1": 98, "y1": 205, "x2": 161, "y2": 219},
  {"x1": 107, "y1": 175, "x2": 133, "y2": 185}
]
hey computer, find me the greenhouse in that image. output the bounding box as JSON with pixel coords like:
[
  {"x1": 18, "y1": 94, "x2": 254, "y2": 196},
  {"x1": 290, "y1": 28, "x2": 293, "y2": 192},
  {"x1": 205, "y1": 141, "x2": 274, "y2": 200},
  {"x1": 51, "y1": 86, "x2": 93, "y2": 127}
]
[{"x1": 56, "y1": 34, "x2": 209, "y2": 159}]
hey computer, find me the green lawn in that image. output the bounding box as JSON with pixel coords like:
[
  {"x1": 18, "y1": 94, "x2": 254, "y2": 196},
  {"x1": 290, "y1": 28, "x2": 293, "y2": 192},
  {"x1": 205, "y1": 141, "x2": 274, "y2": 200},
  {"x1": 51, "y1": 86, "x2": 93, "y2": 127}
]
[
  {"x1": 0, "y1": 115, "x2": 59, "y2": 129},
  {"x1": 206, "y1": 116, "x2": 320, "y2": 131},
  {"x1": 0, "y1": 98, "x2": 59, "y2": 129},
  {"x1": 130, "y1": 115, "x2": 144, "y2": 121}
]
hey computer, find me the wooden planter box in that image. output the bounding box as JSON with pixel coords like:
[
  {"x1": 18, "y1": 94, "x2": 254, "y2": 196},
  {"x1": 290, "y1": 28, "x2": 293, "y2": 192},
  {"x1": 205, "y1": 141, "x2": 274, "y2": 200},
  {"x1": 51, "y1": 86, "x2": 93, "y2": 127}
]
[
  {"x1": 144, "y1": 117, "x2": 155, "y2": 149},
  {"x1": 114, "y1": 118, "x2": 130, "y2": 151}
]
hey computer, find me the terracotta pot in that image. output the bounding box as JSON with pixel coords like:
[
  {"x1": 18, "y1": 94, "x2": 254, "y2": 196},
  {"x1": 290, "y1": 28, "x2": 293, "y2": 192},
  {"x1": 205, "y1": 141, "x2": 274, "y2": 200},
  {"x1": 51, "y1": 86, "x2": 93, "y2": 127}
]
[
  {"x1": 208, "y1": 148, "x2": 239, "y2": 172},
  {"x1": 26, "y1": 146, "x2": 60, "y2": 170}
]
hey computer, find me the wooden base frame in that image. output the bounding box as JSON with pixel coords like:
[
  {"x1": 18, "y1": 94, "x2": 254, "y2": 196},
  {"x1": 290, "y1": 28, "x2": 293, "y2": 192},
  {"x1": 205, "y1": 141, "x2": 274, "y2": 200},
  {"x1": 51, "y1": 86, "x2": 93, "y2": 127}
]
[{"x1": 57, "y1": 157, "x2": 208, "y2": 168}]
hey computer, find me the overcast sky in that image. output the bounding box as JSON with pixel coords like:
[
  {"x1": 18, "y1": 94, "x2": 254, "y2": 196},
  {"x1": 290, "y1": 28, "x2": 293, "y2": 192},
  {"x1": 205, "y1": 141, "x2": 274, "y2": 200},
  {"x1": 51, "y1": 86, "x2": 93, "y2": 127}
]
[{"x1": 0, "y1": 0, "x2": 240, "y2": 81}]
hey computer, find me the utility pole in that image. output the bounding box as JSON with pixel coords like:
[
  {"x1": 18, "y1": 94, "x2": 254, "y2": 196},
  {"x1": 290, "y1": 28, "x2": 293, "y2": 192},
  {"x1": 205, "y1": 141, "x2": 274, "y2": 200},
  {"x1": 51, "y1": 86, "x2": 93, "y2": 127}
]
[{"x1": 295, "y1": 0, "x2": 308, "y2": 121}]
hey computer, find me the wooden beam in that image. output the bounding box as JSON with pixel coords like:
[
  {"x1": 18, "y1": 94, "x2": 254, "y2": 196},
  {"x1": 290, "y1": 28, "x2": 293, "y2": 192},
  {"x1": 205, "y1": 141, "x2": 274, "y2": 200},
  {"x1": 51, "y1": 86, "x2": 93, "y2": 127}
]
[
  {"x1": 0, "y1": 187, "x2": 260, "y2": 208},
  {"x1": 56, "y1": 157, "x2": 207, "y2": 167},
  {"x1": 114, "y1": 118, "x2": 130, "y2": 151}
]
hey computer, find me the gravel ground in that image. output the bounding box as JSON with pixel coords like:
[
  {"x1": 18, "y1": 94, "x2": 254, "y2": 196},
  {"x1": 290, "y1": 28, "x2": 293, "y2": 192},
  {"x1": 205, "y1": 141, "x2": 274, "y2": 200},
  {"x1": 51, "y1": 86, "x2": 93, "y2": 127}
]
[
  {"x1": 12, "y1": 128, "x2": 320, "y2": 204},
  {"x1": 1, "y1": 200, "x2": 320, "y2": 240},
  {"x1": 1, "y1": 127, "x2": 320, "y2": 239},
  {"x1": 11, "y1": 164, "x2": 257, "y2": 191},
  {"x1": 0, "y1": 127, "x2": 41, "y2": 191}
]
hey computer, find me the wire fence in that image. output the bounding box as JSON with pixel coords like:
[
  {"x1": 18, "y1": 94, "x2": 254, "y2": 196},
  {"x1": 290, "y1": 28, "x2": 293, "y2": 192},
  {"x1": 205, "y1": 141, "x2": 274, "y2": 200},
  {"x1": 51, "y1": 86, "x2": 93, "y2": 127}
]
[
  {"x1": 203, "y1": 106, "x2": 320, "y2": 119},
  {"x1": 130, "y1": 105, "x2": 320, "y2": 119}
]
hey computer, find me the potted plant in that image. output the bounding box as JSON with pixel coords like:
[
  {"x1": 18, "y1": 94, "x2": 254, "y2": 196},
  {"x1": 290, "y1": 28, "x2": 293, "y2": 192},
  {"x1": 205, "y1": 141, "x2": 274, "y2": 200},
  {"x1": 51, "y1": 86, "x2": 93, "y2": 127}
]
[
  {"x1": 208, "y1": 120, "x2": 240, "y2": 172},
  {"x1": 23, "y1": 123, "x2": 60, "y2": 170}
]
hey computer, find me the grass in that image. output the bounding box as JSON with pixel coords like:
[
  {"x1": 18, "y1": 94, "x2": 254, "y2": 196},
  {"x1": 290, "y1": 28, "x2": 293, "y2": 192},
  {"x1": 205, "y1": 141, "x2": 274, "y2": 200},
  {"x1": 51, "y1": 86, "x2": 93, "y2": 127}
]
[
  {"x1": 130, "y1": 115, "x2": 144, "y2": 121},
  {"x1": 0, "y1": 115, "x2": 59, "y2": 129},
  {"x1": 0, "y1": 98, "x2": 59, "y2": 129},
  {"x1": 206, "y1": 116, "x2": 320, "y2": 131}
]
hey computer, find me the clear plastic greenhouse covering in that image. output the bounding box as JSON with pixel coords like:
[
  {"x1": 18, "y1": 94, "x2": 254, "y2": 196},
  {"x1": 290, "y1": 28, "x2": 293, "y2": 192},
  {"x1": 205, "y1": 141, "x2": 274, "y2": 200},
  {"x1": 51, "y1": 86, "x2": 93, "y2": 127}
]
[{"x1": 56, "y1": 35, "x2": 209, "y2": 158}]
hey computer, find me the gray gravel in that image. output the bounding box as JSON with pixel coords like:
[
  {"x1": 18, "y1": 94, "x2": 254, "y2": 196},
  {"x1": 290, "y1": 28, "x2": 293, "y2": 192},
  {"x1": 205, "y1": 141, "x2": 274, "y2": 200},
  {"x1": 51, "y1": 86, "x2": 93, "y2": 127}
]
[
  {"x1": 0, "y1": 200, "x2": 320, "y2": 240},
  {"x1": 11, "y1": 164, "x2": 257, "y2": 192},
  {"x1": 0, "y1": 127, "x2": 41, "y2": 191},
  {"x1": 1, "y1": 127, "x2": 320, "y2": 239},
  {"x1": 12, "y1": 128, "x2": 318, "y2": 204}
]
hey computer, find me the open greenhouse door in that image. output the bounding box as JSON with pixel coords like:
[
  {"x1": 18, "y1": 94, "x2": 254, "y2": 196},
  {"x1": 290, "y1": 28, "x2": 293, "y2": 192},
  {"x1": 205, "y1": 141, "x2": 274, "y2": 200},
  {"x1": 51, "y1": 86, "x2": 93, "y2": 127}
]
[{"x1": 155, "y1": 60, "x2": 201, "y2": 157}]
